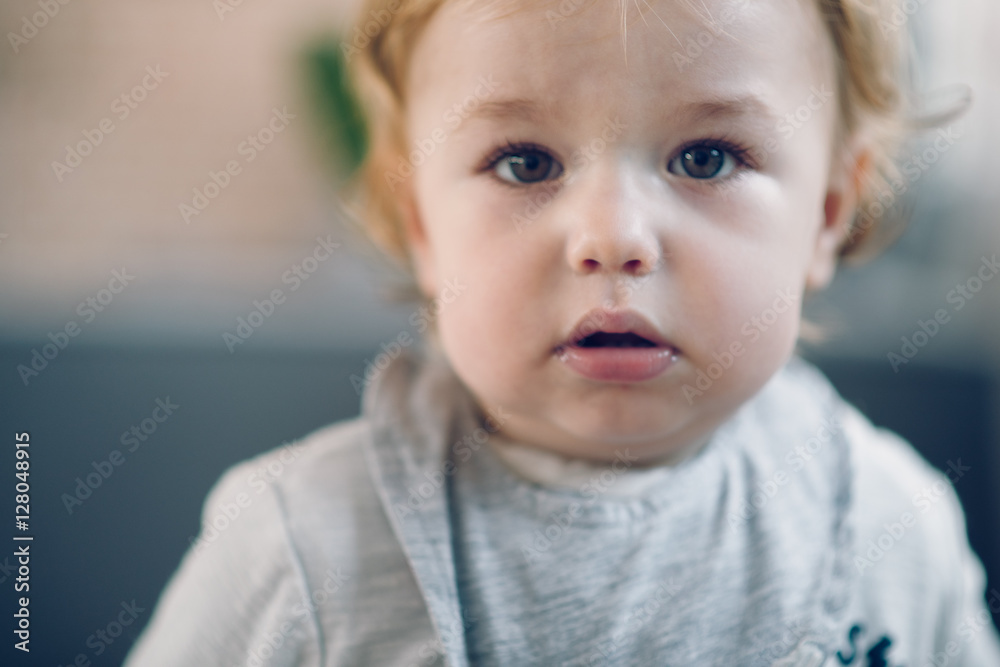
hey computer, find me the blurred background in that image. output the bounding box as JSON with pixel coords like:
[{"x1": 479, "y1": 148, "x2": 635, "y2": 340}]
[{"x1": 0, "y1": 0, "x2": 998, "y2": 663}]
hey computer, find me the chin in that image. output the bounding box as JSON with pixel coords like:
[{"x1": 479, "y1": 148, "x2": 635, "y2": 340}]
[
  {"x1": 559, "y1": 429, "x2": 698, "y2": 467},
  {"x1": 560, "y1": 408, "x2": 689, "y2": 447}
]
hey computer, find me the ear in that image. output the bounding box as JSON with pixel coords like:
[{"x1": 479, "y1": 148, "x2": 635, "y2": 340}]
[
  {"x1": 398, "y1": 179, "x2": 439, "y2": 299},
  {"x1": 805, "y1": 139, "x2": 872, "y2": 291}
]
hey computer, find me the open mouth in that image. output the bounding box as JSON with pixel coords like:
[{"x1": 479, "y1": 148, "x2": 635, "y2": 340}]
[
  {"x1": 554, "y1": 308, "x2": 680, "y2": 382},
  {"x1": 574, "y1": 331, "x2": 659, "y2": 349}
]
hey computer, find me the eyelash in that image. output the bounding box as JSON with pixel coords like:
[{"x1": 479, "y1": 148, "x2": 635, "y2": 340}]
[
  {"x1": 479, "y1": 140, "x2": 560, "y2": 189},
  {"x1": 676, "y1": 137, "x2": 754, "y2": 171},
  {"x1": 478, "y1": 137, "x2": 756, "y2": 187}
]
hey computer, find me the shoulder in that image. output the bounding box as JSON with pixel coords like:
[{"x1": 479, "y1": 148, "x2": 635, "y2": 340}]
[
  {"x1": 775, "y1": 359, "x2": 967, "y2": 578},
  {"x1": 761, "y1": 359, "x2": 1000, "y2": 659},
  {"x1": 246, "y1": 416, "x2": 405, "y2": 574},
  {"x1": 195, "y1": 414, "x2": 395, "y2": 605},
  {"x1": 234, "y1": 415, "x2": 373, "y2": 501},
  {"x1": 765, "y1": 356, "x2": 952, "y2": 520},
  {"x1": 190, "y1": 415, "x2": 375, "y2": 554},
  {"x1": 840, "y1": 397, "x2": 946, "y2": 518},
  {"x1": 125, "y1": 416, "x2": 377, "y2": 666},
  {"x1": 796, "y1": 365, "x2": 1000, "y2": 659},
  {"x1": 837, "y1": 397, "x2": 965, "y2": 576},
  {"x1": 838, "y1": 399, "x2": 977, "y2": 620}
]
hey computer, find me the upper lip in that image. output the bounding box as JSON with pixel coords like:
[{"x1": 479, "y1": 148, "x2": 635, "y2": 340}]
[{"x1": 557, "y1": 308, "x2": 675, "y2": 350}]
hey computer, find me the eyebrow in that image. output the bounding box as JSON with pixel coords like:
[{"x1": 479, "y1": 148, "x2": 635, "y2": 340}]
[
  {"x1": 678, "y1": 95, "x2": 782, "y2": 124},
  {"x1": 464, "y1": 98, "x2": 551, "y2": 125},
  {"x1": 459, "y1": 94, "x2": 781, "y2": 129}
]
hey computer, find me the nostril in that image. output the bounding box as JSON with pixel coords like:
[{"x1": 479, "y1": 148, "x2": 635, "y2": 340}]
[{"x1": 623, "y1": 258, "x2": 645, "y2": 273}]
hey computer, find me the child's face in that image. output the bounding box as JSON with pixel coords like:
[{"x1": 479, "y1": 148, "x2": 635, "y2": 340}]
[{"x1": 401, "y1": 0, "x2": 858, "y2": 464}]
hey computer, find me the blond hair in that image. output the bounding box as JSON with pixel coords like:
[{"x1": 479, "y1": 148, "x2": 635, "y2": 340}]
[{"x1": 342, "y1": 0, "x2": 918, "y2": 290}]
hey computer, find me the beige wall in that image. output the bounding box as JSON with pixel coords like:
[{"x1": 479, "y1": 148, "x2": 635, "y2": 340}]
[{"x1": 0, "y1": 0, "x2": 415, "y2": 347}]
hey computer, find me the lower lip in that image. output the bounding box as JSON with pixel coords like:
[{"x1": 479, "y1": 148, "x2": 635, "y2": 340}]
[{"x1": 555, "y1": 345, "x2": 679, "y2": 383}]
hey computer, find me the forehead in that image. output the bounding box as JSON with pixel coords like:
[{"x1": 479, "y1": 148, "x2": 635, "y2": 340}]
[{"x1": 407, "y1": 0, "x2": 837, "y2": 133}]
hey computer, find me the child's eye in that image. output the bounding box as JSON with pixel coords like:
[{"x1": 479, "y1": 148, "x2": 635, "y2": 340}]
[
  {"x1": 667, "y1": 143, "x2": 742, "y2": 180},
  {"x1": 487, "y1": 144, "x2": 562, "y2": 185}
]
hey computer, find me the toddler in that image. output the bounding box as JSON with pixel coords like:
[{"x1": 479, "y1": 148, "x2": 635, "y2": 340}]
[{"x1": 127, "y1": 0, "x2": 1000, "y2": 664}]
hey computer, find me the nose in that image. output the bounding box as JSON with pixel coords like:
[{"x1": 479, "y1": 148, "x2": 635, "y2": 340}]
[{"x1": 564, "y1": 166, "x2": 663, "y2": 278}]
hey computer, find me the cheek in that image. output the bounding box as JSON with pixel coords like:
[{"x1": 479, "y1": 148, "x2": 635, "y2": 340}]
[
  {"x1": 672, "y1": 229, "x2": 804, "y2": 379},
  {"x1": 415, "y1": 164, "x2": 552, "y2": 381},
  {"x1": 437, "y1": 305, "x2": 535, "y2": 417},
  {"x1": 440, "y1": 256, "x2": 544, "y2": 344},
  {"x1": 433, "y1": 243, "x2": 545, "y2": 398},
  {"x1": 420, "y1": 183, "x2": 548, "y2": 337}
]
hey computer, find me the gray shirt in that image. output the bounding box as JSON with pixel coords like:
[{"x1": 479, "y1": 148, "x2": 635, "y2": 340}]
[{"x1": 124, "y1": 343, "x2": 1000, "y2": 666}]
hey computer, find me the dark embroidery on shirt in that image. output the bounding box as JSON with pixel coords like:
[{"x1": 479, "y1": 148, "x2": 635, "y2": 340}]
[
  {"x1": 837, "y1": 624, "x2": 864, "y2": 663},
  {"x1": 836, "y1": 623, "x2": 896, "y2": 666},
  {"x1": 865, "y1": 636, "x2": 892, "y2": 667}
]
